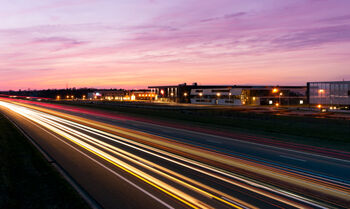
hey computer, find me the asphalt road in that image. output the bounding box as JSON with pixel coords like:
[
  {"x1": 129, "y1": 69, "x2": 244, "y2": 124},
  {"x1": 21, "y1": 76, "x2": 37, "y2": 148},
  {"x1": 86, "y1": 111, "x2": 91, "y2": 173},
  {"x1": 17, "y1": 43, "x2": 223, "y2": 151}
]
[{"x1": 0, "y1": 99, "x2": 349, "y2": 209}]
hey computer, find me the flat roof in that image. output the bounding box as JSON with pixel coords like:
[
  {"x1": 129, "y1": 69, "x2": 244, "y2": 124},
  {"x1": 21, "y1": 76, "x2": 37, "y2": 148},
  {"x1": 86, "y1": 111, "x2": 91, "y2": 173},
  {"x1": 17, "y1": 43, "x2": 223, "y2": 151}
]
[
  {"x1": 307, "y1": 81, "x2": 350, "y2": 84},
  {"x1": 148, "y1": 85, "x2": 306, "y2": 89}
]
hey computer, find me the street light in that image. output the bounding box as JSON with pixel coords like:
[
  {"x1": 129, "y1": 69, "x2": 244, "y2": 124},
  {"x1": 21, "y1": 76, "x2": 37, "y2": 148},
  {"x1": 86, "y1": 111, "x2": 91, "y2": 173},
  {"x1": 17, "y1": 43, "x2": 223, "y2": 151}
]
[
  {"x1": 184, "y1": 92, "x2": 187, "y2": 96},
  {"x1": 279, "y1": 92, "x2": 283, "y2": 105},
  {"x1": 272, "y1": 88, "x2": 279, "y2": 93},
  {"x1": 56, "y1": 95, "x2": 60, "y2": 100}
]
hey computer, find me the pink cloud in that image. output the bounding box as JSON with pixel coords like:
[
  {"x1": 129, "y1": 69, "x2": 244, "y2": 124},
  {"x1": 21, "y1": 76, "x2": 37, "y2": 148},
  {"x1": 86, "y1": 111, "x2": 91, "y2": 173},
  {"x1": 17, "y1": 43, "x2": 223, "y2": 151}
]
[{"x1": 1, "y1": 0, "x2": 350, "y2": 90}]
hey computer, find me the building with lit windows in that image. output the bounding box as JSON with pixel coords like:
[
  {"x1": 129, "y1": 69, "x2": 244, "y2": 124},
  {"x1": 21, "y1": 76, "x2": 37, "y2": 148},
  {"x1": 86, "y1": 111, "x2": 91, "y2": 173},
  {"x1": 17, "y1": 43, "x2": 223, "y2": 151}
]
[
  {"x1": 149, "y1": 83, "x2": 306, "y2": 106},
  {"x1": 130, "y1": 90, "x2": 157, "y2": 101},
  {"x1": 307, "y1": 81, "x2": 350, "y2": 108},
  {"x1": 88, "y1": 90, "x2": 125, "y2": 100}
]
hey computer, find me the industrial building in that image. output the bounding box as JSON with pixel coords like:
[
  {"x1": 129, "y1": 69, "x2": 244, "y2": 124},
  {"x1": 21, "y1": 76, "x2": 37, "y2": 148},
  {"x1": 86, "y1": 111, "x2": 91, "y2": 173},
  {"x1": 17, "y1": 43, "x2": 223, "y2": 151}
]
[
  {"x1": 149, "y1": 83, "x2": 306, "y2": 106},
  {"x1": 307, "y1": 81, "x2": 350, "y2": 108},
  {"x1": 87, "y1": 90, "x2": 125, "y2": 100},
  {"x1": 87, "y1": 90, "x2": 155, "y2": 101}
]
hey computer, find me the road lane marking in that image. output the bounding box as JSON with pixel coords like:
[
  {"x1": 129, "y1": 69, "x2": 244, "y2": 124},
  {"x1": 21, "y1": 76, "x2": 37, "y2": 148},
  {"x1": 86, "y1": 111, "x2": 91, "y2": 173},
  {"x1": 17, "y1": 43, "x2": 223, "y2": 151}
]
[{"x1": 279, "y1": 155, "x2": 307, "y2": 162}]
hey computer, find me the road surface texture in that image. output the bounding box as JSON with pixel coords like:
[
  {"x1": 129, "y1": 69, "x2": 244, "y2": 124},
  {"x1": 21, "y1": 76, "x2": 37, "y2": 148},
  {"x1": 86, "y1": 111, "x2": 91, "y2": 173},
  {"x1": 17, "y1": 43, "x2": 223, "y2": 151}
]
[{"x1": 0, "y1": 98, "x2": 349, "y2": 209}]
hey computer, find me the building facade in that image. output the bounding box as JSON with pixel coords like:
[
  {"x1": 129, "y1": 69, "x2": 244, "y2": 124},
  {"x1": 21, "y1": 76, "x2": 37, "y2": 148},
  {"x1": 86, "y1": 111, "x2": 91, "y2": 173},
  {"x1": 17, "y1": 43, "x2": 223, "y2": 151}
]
[
  {"x1": 307, "y1": 81, "x2": 350, "y2": 106},
  {"x1": 149, "y1": 83, "x2": 307, "y2": 106}
]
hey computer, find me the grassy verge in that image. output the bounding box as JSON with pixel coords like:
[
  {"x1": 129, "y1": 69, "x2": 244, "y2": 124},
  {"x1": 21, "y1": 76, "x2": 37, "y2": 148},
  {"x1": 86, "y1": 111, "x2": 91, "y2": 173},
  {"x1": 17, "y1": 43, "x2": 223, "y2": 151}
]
[
  {"x1": 54, "y1": 101, "x2": 350, "y2": 152},
  {"x1": 0, "y1": 114, "x2": 90, "y2": 209}
]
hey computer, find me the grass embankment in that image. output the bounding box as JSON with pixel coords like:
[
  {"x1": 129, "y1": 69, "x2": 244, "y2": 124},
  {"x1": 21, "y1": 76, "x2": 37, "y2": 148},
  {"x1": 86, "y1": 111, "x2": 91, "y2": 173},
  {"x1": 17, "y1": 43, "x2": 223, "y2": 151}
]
[
  {"x1": 0, "y1": 114, "x2": 90, "y2": 209},
  {"x1": 54, "y1": 101, "x2": 350, "y2": 152}
]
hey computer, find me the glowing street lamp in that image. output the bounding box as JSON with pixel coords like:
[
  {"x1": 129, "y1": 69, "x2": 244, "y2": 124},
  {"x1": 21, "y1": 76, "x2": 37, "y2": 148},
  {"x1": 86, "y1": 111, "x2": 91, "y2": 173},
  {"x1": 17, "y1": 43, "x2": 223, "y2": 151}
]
[
  {"x1": 56, "y1": 95, "x2": 60, "y2": 100},
  {"x1": 272, "y1": 88, "x2": 279, "y2": 93},
  {"x1": 216, "y1": 93, "x2": 221, "y2": 97},
  {"x1": 184, "y1": 92, "x2": 188, "y2": 96}
]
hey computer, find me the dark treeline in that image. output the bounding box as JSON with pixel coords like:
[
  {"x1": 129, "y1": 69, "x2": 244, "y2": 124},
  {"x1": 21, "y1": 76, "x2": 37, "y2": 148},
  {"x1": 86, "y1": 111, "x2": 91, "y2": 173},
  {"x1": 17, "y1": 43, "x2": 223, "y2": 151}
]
[{"x1": 0, "y1": 88, "x2": 125, "y2": 99}]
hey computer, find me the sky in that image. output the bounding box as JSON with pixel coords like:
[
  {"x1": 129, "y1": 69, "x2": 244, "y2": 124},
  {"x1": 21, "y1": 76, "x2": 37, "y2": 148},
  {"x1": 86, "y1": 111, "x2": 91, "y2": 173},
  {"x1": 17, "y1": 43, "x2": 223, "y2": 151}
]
[{"x1": 1, "y1": 0, "x2": 350, "y2": 90}]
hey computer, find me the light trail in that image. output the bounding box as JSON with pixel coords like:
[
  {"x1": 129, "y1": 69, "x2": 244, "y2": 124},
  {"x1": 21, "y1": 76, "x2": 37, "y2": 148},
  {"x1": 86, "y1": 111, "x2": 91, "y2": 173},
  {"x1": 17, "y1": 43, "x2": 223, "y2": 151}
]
[
  {"x1": 0, "y1": 101, "x2": 248, "y2": 209},
  {"x1": 31, "y1": 105, "x2": 323, "y2": 208},
  {"x1": 1, "y1": 99, "x2": 349, "y2": 208},
  {"x1": 32, "y1": 112, "x2": 249, "y2": 209}
]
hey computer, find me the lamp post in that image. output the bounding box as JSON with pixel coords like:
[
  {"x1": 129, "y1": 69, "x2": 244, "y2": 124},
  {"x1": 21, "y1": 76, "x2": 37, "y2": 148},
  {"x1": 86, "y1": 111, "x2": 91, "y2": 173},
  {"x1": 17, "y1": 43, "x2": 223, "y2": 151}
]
[
  {"x1": 318, "y1": 89, "x2": 324, "y2": 105},
  {"x1": 272, "y1": 88, "x2": 279, "y2": 106},
  {"x1": 199, "y1": 92, "x2": 203, "y2": 102},
  {"x1": 279, "y1": 92, "x2": 283, "y2": 105},
  {"x1": 216, "y1": 93, "x2": 220, "y2": 105}
]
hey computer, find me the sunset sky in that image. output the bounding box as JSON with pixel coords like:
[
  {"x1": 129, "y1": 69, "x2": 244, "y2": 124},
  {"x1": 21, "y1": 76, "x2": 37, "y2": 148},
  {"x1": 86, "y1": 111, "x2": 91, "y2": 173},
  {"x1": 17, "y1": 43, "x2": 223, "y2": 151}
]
[{"x1": 1, "y1": 0, "x2": 350, "y2": 90}]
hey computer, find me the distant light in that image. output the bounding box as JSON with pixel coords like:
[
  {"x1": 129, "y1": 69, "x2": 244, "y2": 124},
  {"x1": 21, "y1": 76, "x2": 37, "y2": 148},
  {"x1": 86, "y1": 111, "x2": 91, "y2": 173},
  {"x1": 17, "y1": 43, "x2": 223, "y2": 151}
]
[
  {"x1": 318, "y1": 89, "x2": 325, "y2": 94},
  {"x1": 252, "y1": 97, "x2": 256, "y2": 101},
  {"x1": 275, "y1": 103, "x2": 279, "y2": 107},
  {"x1": 56, "y1": 96, "x2": 60, "y2": 100},
  {"x1": 170, "y1": 92, "x2": 174, "y2": 96},
  {"x1": 199, "y1": 93, "x2": 203, "y2": 96},
  {"x1": 216, "y1": 93, "x2": 221, "y2": 97},
  {"x1": 184, "y1": 92, "x2": 188, "y2": 96},
  {"x1": 160, "y1": 90, "x2": 164, "y2": 95},
  {"x1": 279, "y1": 92, "x2": 283, "y2": 96},
  {"x1": 272, "y1": 88, "x2": 278, "y2": 93},
  {"x1": 299, "y1": 100, "x2": 303, "y2": 104},
  {"x1": 317, "y1": 104, "x2": 322, "y2": 108},
  {"x1": 269, "y1": 100, "x2": 273, "y2": 105}
]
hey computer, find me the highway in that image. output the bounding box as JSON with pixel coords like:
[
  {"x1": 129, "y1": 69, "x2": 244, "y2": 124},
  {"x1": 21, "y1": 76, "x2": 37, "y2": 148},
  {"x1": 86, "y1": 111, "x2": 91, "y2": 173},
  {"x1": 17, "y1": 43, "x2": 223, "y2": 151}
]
[{"x1": 0, "y1": 98, "x2": 349, "y2": 209}]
